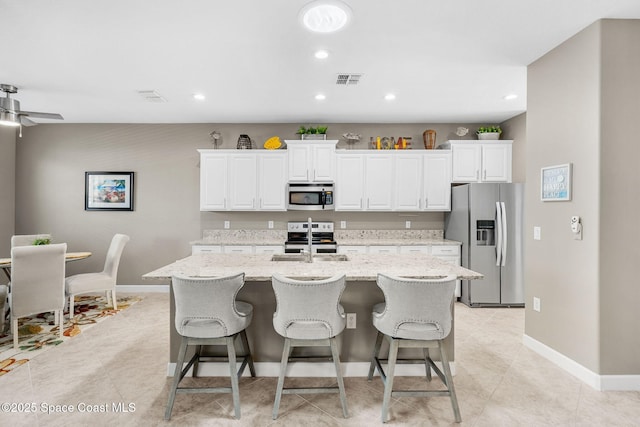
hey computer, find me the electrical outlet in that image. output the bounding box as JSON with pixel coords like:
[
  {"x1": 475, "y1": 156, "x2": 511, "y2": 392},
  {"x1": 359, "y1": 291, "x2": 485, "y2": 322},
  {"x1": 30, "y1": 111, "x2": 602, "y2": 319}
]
[
  {"x1": 346, "y1": 313, "x2": 356, "y2": 329},
  {"x1": 533, "y1": 226, "x2": 541, "y2": 240},
  {"x1": 224, "y1": 221, "x2": 230, "y2": 229},
  {"x1": 340, "y1": 221, "x2": 347, "y2": 229},
  {"x1": 268, "y1": 220, "x2": 274, "y2": 229},
  {"x1": 405, "y1": 221, "x2": 411, "y2": 229},
  {"x1": 533, "y1": 297, "x2": 541, "y2": 312}
]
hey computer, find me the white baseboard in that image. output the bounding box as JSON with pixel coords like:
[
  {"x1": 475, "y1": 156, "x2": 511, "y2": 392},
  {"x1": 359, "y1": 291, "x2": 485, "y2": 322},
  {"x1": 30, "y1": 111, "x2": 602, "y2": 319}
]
[
  {"x1": 523, "y1": 334, "x2": 640, "y2": 391},
  {"x1": 166, "y1": 361, "x2": 456, "y2": 378},
  {"x1": 116, "y1": 284, "x2": 169, "y2": 293}
]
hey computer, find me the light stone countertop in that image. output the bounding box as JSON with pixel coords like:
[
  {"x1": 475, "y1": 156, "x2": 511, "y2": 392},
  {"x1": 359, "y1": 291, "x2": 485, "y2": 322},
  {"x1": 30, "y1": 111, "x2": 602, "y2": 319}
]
[
  {"x1": 142, "y1": 253, "x2": 482, "y2": 282},
  {"x1": 190, "y1": 229, "x2": 460, "y2": 247}
]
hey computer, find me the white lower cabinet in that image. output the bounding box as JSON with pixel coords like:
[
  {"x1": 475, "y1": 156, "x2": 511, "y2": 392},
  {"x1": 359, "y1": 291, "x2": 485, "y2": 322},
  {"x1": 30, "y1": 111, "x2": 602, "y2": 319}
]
[
  {"x1": 192, "y1": 245, "x2": 223, "y2": 255},
  {"x1": 399, "y1": 246, "x2": 430, "y2": 254},
  {"x1": 223, "y1": 246, "x2": 253, "y2": 254},
  {"x1": 367, "y1": 246, "x2": 399, "y2": 254},
  {"x1": 337, "y1": 245, "x2": 368, "y2": 254},
  {"x1": 431, "y1": 245, "x2": 461, "y2": 297},
  {"x1": 254, "y1": 245, "x2": 284, "y2": 254}
]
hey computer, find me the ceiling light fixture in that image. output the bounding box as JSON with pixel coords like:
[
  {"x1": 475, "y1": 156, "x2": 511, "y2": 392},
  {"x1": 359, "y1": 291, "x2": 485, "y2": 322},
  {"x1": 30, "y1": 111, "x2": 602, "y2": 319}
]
[
  {"x1": 0, "y1": 111, "x2": 21, "y2": 127},
  {"x1": 384, "y1": 94, "x2": 396, "y2": 101},
  {"x1": 300, "y1": 1, "x2": 352, "y2": 33},
  {"x1": 315, "y1": 94, "x2": 326, "y2": 100},
  {"x1": 315, "y1": 50, "x2": 329, "y2": 59},
  {"x1": 503, "y1": 93, "x2": 518, "y2": 100},
  {"x1": 193, "y1": 93, "x2": 206, "y2": 101}
]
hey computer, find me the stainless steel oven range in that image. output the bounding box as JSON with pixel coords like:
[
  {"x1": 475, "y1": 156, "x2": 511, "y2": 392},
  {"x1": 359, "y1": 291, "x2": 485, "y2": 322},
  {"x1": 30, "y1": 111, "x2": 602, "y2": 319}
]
[{"x1": 284, "y1": 221, "x2": 337, "y2": 254}]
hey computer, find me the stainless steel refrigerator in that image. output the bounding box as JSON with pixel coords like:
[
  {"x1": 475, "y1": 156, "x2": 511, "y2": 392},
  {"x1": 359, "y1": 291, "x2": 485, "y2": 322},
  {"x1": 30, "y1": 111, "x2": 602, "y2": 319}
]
[{"x1": 445, "y1": 183, "x2": 524, "y2": 307}]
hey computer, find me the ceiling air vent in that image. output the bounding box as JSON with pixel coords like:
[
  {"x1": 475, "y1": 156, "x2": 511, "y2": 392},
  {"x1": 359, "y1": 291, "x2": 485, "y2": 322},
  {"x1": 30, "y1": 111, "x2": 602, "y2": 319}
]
[
  {"x1": 137, "y1": 90, "x2": 167, "y2": 103},
  {"x1": 336, "y1": 73, "x2": 363, "y2": 86}
]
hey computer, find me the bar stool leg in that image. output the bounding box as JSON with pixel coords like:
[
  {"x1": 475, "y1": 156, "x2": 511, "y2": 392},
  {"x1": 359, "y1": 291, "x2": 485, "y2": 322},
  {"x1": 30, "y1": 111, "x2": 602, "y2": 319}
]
[
  {"x1": 329, "y1": 337, "x2": 349, "y2": 418},
  {"x1": 423, "y1": 347, "x2": 432, "y2": 382},
  {"x1": 368, "y1": 331, "x2": 384, "y2": 380},
  {"x1": 439, "y1": 340, "x2": 461, "y2": 423},
  {"x1": 165, "y1": 337, "x2": 188, "y2": 420},
  {"x1": 381, "y1": 338, "x2": 399, "y2": 423},
  {"x1": 192, "y1": 345, "x2": 203, "y2": 377},
  {"x1": 226, "y1": 335, "x2": 241, "y2": 419},
  {"x1": 240, "y1": 329, "x2": 256, "y2": 377},
  {"x1": 272, "y1": 338, "x2": 292, "y2": 420}
]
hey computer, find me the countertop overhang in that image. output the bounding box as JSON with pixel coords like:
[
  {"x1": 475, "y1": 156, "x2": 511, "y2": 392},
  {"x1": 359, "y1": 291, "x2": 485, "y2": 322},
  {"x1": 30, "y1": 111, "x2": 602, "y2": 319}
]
[{"x1": 143, "y1": 253, "x2": 482, "y2": 282}]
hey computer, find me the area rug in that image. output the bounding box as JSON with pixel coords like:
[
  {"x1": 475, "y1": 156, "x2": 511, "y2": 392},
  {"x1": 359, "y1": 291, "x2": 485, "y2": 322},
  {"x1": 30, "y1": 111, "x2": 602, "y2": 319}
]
[{"x1": 0, "y1": 295, "x2": 141, "y2": 376}]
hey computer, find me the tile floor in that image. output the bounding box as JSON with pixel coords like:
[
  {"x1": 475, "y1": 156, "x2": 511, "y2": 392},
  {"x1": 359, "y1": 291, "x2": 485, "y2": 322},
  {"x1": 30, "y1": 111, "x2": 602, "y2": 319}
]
[{"x1": 1, "y1": 292, "x2": 639, "y2": 426}]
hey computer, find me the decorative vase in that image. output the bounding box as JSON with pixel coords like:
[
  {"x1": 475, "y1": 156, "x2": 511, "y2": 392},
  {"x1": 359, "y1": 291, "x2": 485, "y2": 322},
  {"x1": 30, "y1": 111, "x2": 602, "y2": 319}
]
[
  {"x1": 477, "y1": 132, "x2": 500, "y2": 140},
  {"x1": 423, "y1": 130, "x2": 436, "y2": 149}
]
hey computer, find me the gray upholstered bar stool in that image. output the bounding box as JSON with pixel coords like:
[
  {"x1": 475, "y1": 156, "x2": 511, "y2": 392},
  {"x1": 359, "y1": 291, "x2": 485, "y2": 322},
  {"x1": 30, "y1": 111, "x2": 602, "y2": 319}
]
[
  {"x1": 271, "y1": 273, "x2": 349, "y2": 420},
  {"x1": 165, "y1": 272, "x2": 256, "y2": 420},
  {"x1": 367, "y1": 273, "x2": 461, "y2": 423}
]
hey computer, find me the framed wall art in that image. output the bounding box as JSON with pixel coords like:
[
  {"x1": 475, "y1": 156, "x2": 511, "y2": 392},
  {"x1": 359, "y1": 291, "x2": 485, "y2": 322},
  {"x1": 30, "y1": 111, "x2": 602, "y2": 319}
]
[
  {"x1": 85, "y1": 171, "x2": 134, "y2": 211},
  {"x1": 540, "y1": 163, "x2": 572, "y2": 202}
]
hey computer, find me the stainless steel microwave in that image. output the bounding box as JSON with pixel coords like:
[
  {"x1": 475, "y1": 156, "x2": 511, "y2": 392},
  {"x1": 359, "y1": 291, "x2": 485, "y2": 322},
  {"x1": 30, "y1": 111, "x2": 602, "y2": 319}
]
[{"x1": 287, "y1": 183, "x2": 334, "y2": 210}]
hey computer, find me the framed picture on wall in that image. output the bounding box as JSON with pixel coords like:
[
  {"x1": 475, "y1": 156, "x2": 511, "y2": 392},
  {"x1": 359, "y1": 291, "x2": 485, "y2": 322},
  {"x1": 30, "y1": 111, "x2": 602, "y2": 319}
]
[
  {"x1": 540, "y1": 163, "x2": 572, "y2": 202},
  {"x1": 85, "y1": 171, "x2": 134, "y2": 211}
]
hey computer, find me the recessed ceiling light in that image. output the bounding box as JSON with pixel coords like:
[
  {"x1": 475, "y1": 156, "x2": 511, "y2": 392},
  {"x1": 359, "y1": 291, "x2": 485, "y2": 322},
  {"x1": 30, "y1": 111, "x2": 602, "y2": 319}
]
[
  {"x1": 503, "y1": 93, "x2": 518, "y2": 100},
  {"x1": 300, "y1": 1, "x2": 352, "y2": 33},
  {"x1": 315, "y1": 50, "x2": 329, "y2": 59},
  {"x1": 193, "y1": 93, "x2": 206, "y2": 101},
  {"x1": 315, "y1": 94, "x2": 326, "y2": 100},
  {"x1": 384, "y1": 94, "x2": 396, "y2": 101}
]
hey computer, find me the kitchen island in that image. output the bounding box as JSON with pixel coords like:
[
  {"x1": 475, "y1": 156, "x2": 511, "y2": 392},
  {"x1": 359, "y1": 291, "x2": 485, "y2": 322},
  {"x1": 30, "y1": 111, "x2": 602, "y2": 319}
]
[{"x1": 143, "y1": 252, "x2": 482, "y2": 377}]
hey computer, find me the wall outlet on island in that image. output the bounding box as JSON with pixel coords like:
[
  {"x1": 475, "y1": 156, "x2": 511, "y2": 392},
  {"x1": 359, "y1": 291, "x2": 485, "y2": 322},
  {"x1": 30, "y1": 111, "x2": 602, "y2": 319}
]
[
  {"x1": 346, "y1": 313, "x2": 356, "y2": 329},
  {"x1": 224, "y1": 221, "x2": 230, "y2": 229}
]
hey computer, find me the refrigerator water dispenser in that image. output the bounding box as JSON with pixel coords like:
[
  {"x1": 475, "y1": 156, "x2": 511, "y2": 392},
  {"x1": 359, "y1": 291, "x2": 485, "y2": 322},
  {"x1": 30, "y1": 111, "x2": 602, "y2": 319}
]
[{"x1": 476, "y1": 220, "x2": 495, "y2": 246}]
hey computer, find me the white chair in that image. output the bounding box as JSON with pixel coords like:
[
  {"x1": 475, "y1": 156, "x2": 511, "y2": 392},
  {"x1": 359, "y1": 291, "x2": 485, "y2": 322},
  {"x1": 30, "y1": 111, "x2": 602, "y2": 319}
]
[
  {"x1": 165, "y1": 273, "x2": 255, "y2": 420},
  {"x1": 271, "y1": 273, "x2": 349, "y2": 420},
  {"x1": 65, "y1": 233, "x2": 129, "y2": 317},
  {"x1": 11, "y1": 243, "x2": 67, "y2": 350},
  {"x1": 11, "y1": 234, "x2": 52, "y2": 247},
  {"x1": 367, "y1": 273, "x2": 461, "y2": 423}
]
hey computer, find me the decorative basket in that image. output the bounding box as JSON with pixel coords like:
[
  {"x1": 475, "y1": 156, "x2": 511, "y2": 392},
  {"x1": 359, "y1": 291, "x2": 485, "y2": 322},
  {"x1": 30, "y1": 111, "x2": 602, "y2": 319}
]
[
  {"x1": 301, "y1": 134, "x2": 327, "y2": 140},
  {"x1": 477, "y1": 132, "x2": 501, "y2": 140},
  {"x1": 237, "y1": 134, "x2": 253, "y2": 149}
]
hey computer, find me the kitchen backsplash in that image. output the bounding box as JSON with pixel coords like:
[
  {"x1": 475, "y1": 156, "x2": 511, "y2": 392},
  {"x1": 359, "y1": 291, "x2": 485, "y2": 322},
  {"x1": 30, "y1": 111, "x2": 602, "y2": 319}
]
[{"x1": 335, "y1": 229, "x2": 443, "y2": 241}]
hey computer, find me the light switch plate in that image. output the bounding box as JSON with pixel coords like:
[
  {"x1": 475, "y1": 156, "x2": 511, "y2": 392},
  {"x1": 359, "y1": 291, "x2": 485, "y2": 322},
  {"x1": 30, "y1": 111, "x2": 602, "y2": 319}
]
[
  {"x1": 533, "y1": 297, "x2": 541, "y2": 312},
  {"x1": 533, "y1": 226, "x2": 541, "y2": 240}
]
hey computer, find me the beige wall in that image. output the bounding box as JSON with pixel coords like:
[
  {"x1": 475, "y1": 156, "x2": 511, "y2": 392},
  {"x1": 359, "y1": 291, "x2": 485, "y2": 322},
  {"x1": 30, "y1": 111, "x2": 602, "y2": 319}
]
[
  {"x1": 0, "y1": 127, "x2": 16, "y2": 286},
  {"x1": 501, "y1": 113, "x2": 526, "y2": 183},
  {"x1": 14, "y1": 122, "x2": 493, "y2": 286},
  {"x1": 599, "y1": 20, "x2": 640, "y2": 375},
  {"x1": 526, "y1": 19, "x2": 640, "y2": 376}
]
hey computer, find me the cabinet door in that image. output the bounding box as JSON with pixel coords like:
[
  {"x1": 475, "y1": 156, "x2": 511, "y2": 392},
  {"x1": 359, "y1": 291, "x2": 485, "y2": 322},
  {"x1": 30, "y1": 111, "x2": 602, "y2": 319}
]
[
  {"x1": 451, "y1": 144, "x2": 481, "y2": 183},
  {"x1": 399, "y1": 245, "x2": 430, "y2": 254},
  {"x1": 423, "y1": 152, "x2": 452, "y2": 211},
  {"x1": 337, "y1": 245, "x2": 367, "y2": 254},
  {"x1": 258, "y1": 152, "x2": 287, "y2": 210},
  {"x1": 192, "y1": 245, "x2": 223, "y2": 255},
  {"x1": 312, "y1": 144, "x2": 335, "y2": 182},
  {"x1": 223, "y1": 246, "x2": 253, "y2": 254},
  {"x1": 364, "y1": 154, "x2": 394, "y2": 210},
  {"x1": 287, "y1": 145, "x2": 311, "y2": 182},
  {"x1": 200, "y1": 153, "x2": 228, "y2": 211},
  {"x1": 482, "y1": 144, "x2": 512, "y2": 182},
  {"x1": 368, "y1": 245, "x2": 398, "y2": 254},
  {"x1": 254, "y1": 245, "x2": 284, "y2": 254},
  {"x1": 395, "y1": 154, "x2": 422, "y2": 211},
  {"x1": 228, "y1": 154, "x2": 258, "y2": 210},
  {"x1": 335, "y1": 154, "x2": 365, "y2": 210}
]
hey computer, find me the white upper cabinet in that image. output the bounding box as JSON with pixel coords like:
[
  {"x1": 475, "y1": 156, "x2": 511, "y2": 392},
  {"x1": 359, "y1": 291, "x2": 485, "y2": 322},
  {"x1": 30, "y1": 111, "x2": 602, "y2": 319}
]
[
  {"x1": 200, "y1": 152, "x2": 228, "y2": 210},
  {"x1": 364, "y1": 153, "x2": 394, "y2": 210},
  {"x1": 335, "y1": 153, "x2": 365, "y2": 210},
  {"x1": 423, "y1": 151, "x2": 452, "y2": 210},
  {"x1": 199, "y1": 150, "x2": 287, "y2": 211},
  {"x1": 286, "y1": 141, "x2": 337, "y2": 182},
  {"x1": 442, "y1": 140, "x2": 512, "y2": 183},
  {"x1": 394, "y1": 153, "x2": 422, "y2": 211}
]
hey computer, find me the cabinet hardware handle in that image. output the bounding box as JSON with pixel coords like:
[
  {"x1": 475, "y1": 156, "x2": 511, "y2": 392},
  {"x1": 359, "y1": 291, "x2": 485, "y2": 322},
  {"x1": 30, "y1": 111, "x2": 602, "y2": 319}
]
[
  {"x1": 476, "y1": 170, "x2": 479, "y2": 180},
  {"x1": 483, "y1": 170, "x2": 487, "y2": 180}
]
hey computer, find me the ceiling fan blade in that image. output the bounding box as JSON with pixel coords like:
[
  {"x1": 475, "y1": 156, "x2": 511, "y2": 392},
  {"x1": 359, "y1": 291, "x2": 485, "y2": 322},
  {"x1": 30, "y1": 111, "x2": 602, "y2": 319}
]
[
  {"x1": 19, "y1": 116, "x2": 38, "y2": 126},
  {"x1": 19, "y1": 110, "x2": 63, "y2": 120}
]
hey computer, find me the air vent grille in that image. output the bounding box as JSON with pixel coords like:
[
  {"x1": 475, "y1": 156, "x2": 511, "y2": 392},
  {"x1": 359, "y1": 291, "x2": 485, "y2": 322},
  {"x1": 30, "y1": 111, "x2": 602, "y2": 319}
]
[
  {"x1": 137, "y1": 90, "x2": 167, "y2": 103},
  {"x1": 336, "y1": 73, "x2": 363, "y2": 86}
]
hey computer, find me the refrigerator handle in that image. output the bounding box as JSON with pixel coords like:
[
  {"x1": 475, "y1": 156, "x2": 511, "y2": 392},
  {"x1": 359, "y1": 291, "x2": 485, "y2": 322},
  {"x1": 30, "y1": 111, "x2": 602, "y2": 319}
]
[
  {"x1": 501, "y1": 201, "x2": 507, "y2": 266},
  {"x1": 495, "y1": 201, "x2": 502, "y2": 266}
]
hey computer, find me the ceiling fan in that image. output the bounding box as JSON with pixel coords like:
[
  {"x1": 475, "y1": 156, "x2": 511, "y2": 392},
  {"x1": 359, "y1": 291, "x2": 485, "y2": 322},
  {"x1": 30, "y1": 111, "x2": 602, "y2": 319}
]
[{"x1": 0, "y1": 83, "x2": 64, "y2": 128}]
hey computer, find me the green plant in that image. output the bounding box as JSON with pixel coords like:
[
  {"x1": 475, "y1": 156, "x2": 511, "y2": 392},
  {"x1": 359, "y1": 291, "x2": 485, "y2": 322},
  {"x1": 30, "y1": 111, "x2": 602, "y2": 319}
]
[
  {"x1": 296, "y1": 125, "x2": 328, "y2": 135},
  {"x1": 476, "y1": 125, "x2": 502, "y2": 134},
  {"x1": 33, "y1": 238, "x2": 51, "y2": 245}
]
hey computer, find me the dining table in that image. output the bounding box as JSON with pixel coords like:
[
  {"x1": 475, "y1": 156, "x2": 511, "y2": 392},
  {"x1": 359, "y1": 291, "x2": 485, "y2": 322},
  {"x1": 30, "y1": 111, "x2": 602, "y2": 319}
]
[{"x1": 0, "y1": 251, "x2": 92, "y2": 281}]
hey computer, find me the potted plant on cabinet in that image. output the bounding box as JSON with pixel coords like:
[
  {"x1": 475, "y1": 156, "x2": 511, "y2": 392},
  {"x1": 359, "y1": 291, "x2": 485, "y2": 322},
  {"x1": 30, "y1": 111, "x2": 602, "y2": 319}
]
[
  {"x1": 476, "y1": 125, "x2": 502, "y2": 140},
  {"x1": 297, "y1": 125, "x2": 328, "y2": 140}
]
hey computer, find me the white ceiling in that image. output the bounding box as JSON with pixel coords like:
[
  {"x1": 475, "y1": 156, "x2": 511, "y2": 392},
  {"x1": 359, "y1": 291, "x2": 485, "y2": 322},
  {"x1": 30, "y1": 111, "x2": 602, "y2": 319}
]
[{"x1": 3, "y1": 0, "x2": 640, "y2": 125}]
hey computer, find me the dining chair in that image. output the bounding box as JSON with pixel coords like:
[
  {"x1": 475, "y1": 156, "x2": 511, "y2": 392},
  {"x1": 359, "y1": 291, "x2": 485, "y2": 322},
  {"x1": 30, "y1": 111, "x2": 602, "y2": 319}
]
[
  {"x1": 271, "y1": 273, "x2": 349, "y2": 420},
  {"x1": 11, "y1": 243, "x2": 67, "y2": 350},
  {"x1": 367, "y1": 273, "x2": 461, "y2": 423},
  {"x1": 65, "y1": 233, "x2": 129, "y2": 317},
  {"x1": 11, "y1": 234, "x2": 52, "y2": 247},
  {"x1": 165, "y1": 273, "x2": 255, "y2": 420}
]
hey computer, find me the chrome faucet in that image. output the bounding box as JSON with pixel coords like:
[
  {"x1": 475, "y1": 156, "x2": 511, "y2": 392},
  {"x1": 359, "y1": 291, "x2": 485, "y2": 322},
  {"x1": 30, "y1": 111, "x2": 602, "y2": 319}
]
[{"x1": 306, "y1": 217, "x2": 313, "y2": 262}]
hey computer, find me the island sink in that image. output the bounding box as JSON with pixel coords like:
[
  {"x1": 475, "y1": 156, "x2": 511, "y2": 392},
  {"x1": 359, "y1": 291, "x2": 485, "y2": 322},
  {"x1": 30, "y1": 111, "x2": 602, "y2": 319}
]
[{"x1": 271, "y1": 253, "x2": 349, "y2": 262}]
